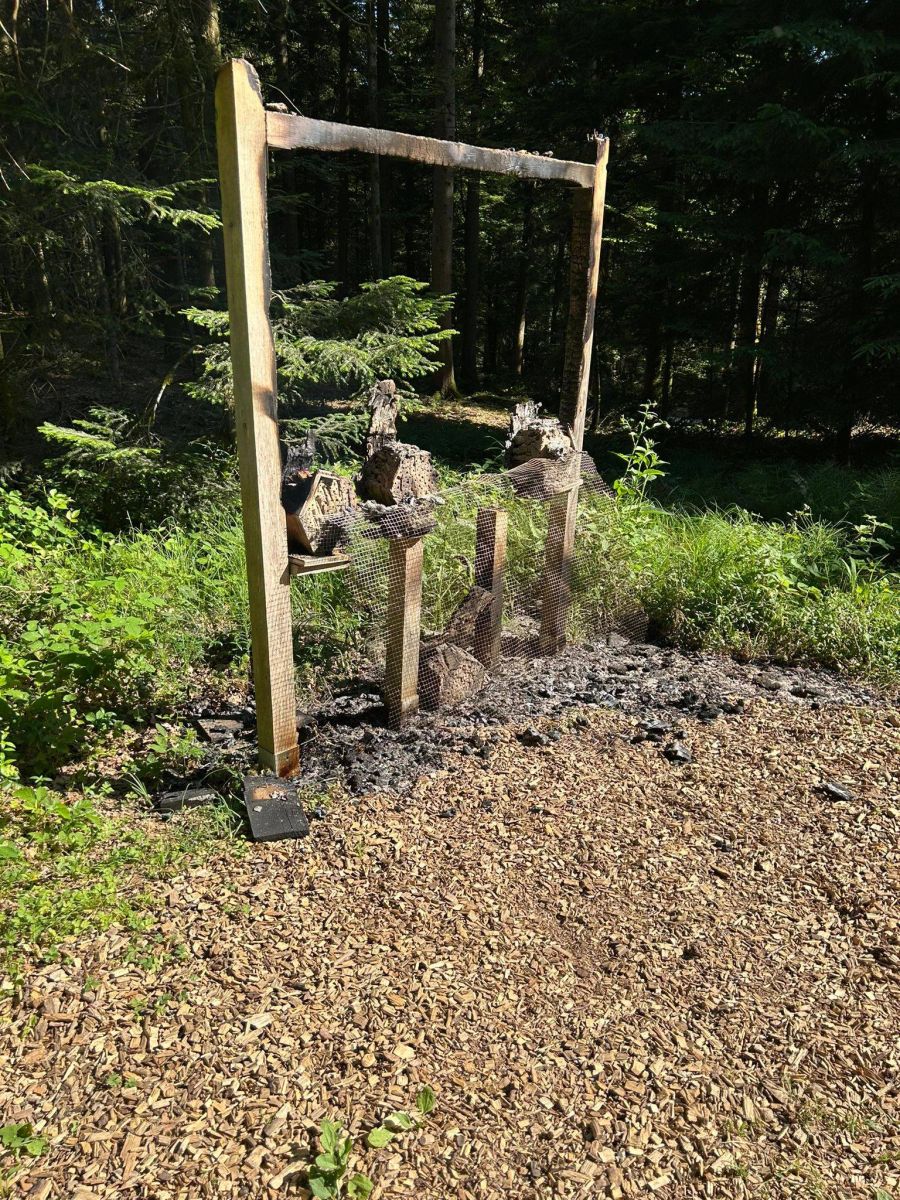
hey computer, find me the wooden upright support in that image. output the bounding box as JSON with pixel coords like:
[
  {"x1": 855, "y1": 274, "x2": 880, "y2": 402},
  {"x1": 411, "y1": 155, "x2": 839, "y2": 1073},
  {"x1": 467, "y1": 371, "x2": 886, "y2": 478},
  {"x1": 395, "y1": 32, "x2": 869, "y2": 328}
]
[
  {"x1": 384, "y1": 537, "x2": 424, "y2": 729},
  {"x1": 473, "y1": 508, "x2": 507, "y2": 668},
  {"x1": 216, "y1": 60, "x2": 299, "y2": 776},
  {"x1": 540, "y1": 136, "x2": 609, "y2": 654}
]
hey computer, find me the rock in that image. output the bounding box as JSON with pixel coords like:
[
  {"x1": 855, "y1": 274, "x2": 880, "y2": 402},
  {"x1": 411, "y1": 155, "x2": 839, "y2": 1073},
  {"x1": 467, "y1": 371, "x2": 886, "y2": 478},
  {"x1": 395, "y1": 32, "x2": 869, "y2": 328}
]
[
  {"x1": 663, "y1": 741, "x2": 692, "y2": 765},
  {"x1": 697, "y1": 703, "x2": 722, "y2": 723},
  {"x1": 640, "y1": 719, "x2": 671, "y2": 741},
  {"x1": 817, "y1": 781, "x2": 855, "y2": 802},
  {"x1": 518, "y1": 727, "x2": 552, "y2": 748}
]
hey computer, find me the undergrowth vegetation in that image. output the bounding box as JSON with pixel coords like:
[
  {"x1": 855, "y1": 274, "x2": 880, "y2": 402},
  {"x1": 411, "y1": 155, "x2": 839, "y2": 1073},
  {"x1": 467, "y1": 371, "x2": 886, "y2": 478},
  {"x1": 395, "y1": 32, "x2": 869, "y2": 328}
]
[
  {"x1": 1, "y1": 391, "x2": 898, "y2": 977},
  {"x1": 1, "y1": 282, "x2": 897, "y2": 974},
  {"x1": 2, "y1": 446, "x2": 897, "y2": 783},
  {"x1": 0, "y1": 780, "x2": 240, "y2": 979}
]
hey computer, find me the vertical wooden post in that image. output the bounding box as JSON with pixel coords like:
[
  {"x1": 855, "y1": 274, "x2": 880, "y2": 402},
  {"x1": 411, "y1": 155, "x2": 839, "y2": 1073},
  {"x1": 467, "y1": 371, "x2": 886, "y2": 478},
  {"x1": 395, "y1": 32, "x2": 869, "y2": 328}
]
[
  {"x1": 473, "y1": 508, "x2": 507, "y2": 668},
  {"x1": 539, "y1": 487, "x2": 579, "y2": 655},
  {"x1": 216, "y1": 60, "x2": 299, "y2": 776},
  {"x1": 541, "y1": 137, "x2": 609, "y2": 654},
  {"x1": 559, "y1": 137, "x2": 609, "y2": 450},
  {"x1": 384, "y1": 537, "x2": 424, "y2": 729}
]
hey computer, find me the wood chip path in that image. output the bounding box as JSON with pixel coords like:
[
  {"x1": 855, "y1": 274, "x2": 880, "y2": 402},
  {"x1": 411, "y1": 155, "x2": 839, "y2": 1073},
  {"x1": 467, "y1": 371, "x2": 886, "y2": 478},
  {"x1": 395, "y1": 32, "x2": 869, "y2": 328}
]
[{"x1": 4, "y1": 699, "x2": 898, "y2": 1199}]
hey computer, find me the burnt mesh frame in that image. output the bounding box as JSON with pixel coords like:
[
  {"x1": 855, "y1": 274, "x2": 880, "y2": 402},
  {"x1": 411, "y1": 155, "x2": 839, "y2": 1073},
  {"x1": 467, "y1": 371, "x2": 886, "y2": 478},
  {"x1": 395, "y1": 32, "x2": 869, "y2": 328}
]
[{"x1": 215, "y1": 58, "x2": 609, "y2": 775}]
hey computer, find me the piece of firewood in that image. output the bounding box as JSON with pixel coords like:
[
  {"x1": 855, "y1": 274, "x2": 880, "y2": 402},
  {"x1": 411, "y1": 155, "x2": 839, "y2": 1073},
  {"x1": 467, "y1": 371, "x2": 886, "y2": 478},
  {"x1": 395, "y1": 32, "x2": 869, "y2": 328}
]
[
  {"x1": 358, "y1": 498, "x2": 438, "y2": 541},
  {"x1": 505, "y1": 401, "x2": 574, "y2": 467},
  {"x1": 359, "y1": 441, "x2": 439, "y2": 505},
  {"x1": 366, "y1": 379, "x2": 400, "y2": 457},
  {"x1": 283, "y1": 471, "x2": 357, "y2": 554},
  {"x1": 506, "y1": 451, "x2": 581, "y2": 500},
  {"x1": 443, "y1": 586, "x2": 492, "y2": 649},
  {"x1": 419, "y1": 643, "x2": 487, "y2": 711}
]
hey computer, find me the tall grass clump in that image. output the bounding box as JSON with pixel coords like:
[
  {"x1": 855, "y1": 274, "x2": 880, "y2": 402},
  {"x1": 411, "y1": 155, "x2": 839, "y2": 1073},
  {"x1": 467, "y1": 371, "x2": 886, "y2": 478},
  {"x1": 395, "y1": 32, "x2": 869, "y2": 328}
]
[{"x1": 598, "y1": 406, "x2": 900, "y2": 684}]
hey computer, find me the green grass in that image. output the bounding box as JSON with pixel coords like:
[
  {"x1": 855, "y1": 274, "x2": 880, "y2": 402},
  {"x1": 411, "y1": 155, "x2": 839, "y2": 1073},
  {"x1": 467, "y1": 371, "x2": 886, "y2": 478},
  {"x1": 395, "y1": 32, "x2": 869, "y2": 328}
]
[
  {"x1": 0, "y1": 780, "x2": 242, "y2": 981},
  {"x1": 1, "y1": 453, "x2": 898, "y2": 983}
]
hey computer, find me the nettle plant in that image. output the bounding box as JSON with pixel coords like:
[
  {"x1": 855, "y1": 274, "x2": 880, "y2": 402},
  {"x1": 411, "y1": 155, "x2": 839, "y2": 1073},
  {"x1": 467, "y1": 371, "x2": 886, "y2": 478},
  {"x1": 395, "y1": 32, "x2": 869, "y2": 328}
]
[
  {"x1": 613, "y1": 403, "x2": 670, "y2": 503},
  {"x1": 184, "y1": 276, "x2": 453, "y2": 461}
]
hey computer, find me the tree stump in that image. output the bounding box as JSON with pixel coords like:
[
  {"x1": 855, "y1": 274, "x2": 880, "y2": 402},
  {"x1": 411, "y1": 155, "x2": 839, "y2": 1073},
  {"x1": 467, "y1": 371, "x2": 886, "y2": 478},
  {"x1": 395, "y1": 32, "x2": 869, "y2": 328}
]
[
  {"x1": 359, "y1": 442, "x2": 439, "y2": 505},
  {"x1": 506, "y1": 400, "x2": 574, "y2": 467}
]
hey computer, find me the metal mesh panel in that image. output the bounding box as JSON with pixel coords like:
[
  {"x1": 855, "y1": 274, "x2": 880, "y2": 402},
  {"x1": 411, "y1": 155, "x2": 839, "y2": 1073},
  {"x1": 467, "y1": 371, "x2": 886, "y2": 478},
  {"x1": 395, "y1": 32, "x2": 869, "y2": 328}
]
[{"x1": 290, "y1": 455, "x2": 647, "y2": 717}]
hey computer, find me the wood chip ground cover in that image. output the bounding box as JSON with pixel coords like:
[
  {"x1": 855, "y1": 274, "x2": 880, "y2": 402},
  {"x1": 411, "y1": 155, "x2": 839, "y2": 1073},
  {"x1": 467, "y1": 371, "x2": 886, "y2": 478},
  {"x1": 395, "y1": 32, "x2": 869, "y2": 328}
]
[{"x1": 2, "y1": 699, "x2": 898, "y2": 1199}]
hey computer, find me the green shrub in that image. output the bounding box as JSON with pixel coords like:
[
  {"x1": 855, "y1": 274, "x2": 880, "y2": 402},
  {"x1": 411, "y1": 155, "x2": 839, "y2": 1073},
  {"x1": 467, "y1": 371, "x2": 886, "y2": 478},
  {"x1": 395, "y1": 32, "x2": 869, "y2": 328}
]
[{"x1": 0, "y1": 488, "x2": 248, "y2": 778}]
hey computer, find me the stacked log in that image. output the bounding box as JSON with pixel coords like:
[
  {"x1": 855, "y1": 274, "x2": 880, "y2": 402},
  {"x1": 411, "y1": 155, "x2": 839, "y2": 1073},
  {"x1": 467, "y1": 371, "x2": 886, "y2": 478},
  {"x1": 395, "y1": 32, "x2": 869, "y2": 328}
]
[
  {"x1": 505, "y1": 400, "x2": 574, "y2": 467},
  {"x1": 359, "y1": 441, "x2": 439, "y2": 506}
]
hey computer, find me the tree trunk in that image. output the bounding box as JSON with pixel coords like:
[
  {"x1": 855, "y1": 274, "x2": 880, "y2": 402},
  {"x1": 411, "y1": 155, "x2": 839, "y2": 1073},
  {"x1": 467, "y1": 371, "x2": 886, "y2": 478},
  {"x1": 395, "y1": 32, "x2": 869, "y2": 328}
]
[
  {"x1": 837, "y1": 162, "x2": 876, "y2": 465},
  {"x1": 431, "y1": 0, "x2": 457, "y2": 396},
  {"x1": 365, "y1": 0, "x2": 383, "y2": 277},
  {"x1": 755, "y1": 267, "x2": 782, "y2": 420},
  {"x1": 273, "y1": 0, "x2": 301, "y2": 261},
  {"x1": 377, "y1": 0, "x2": 393, "y2": 273},
  {"x1": 461, "y1": 177, "x2": 481, "y2": 388},
  {"x1": 642, "y1": 320, "x2": 662, "y2": 406},
  {"x1": 660, "y1": 335, "x2": 674, "y2": 418},
  {"x1": 336, "y1": 13, "x2": 351, "y2": 287},
  {"x1": 460, "y1": 0, "x2": 483, "y2": 389},
  {"x1": 512, "y1": 189, "x2": 534, "y2": 376},
  {"x1": 166, "y1": 0, "x2": 219, "y2": 290},
  {"x1": 735, "y1": 250, "x2": 763, "y2": 439}
]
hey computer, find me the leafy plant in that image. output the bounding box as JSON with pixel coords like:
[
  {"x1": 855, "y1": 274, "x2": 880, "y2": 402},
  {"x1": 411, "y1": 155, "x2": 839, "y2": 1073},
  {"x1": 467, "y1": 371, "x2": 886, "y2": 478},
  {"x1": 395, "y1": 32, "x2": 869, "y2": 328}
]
[
  {"x1": 612, "y1": 403, "x2": 670, "y2": 503},
  {"x1": 39, "y1": 407, "x2": 233, "y2": 530},
  {"x1": 367, "y1": 1088, "x2": 437, "y2": 1149},
  {"x1": 308, "y1": 1120, "x2": 373, "y2": 1200},
  {"x1": 0, "y1": 1123, "x2": 46, "y2": 1160}
]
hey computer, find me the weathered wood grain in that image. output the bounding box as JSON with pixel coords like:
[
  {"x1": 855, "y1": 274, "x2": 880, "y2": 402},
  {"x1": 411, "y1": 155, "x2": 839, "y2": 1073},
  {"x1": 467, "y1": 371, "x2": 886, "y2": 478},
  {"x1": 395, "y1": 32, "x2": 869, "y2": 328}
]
[
  {"x1": 474, "y1": 508, "x2": 508, "y2": 668},
  {"x1": 384, "y1": 537, "x2": 424, "y2": 729},
  {"x1": 216, "y1": 59, "x2": 299, "y2": 776},
  {"x1": 266, "y1": 110, "x2": 597, "y2": 188}
]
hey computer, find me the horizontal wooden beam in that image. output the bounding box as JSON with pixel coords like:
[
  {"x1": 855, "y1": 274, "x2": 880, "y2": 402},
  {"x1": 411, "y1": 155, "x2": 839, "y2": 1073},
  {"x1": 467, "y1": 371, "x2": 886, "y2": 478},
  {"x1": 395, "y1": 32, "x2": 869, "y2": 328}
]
[
  {"x1": 267, "y1": 110, "x2": 602, "y2": 188},
  {"x1": 288, "y1": 552, "x2": 350, "y2": 576}
]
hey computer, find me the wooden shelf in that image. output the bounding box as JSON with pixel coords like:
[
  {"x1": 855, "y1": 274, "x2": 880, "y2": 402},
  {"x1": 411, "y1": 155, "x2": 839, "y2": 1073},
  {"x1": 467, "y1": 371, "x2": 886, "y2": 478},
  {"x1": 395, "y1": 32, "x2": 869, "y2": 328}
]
[{"x1": 288, "y1": 552, "x2": 351, "y2": 577}]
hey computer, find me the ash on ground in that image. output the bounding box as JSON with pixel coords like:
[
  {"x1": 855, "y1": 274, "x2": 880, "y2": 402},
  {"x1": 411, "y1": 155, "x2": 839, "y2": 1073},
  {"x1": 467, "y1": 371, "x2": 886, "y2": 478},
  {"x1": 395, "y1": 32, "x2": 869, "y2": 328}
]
[{"x1": 185, "y1": 638, "x2": 886, "y2": 801}]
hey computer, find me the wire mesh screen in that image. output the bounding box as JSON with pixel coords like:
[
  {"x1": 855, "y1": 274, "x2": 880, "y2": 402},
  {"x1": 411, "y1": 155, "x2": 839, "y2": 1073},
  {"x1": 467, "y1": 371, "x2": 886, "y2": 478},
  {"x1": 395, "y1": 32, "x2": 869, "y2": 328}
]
[{"x1": 289, "y1": 456, "x2": 647, "y2": 714}]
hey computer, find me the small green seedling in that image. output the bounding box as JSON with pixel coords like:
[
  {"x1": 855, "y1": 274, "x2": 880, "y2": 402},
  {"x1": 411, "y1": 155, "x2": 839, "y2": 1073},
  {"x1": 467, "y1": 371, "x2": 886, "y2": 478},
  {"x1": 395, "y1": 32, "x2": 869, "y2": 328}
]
[
  {"x1": 0, "y1": 1123, "x2": 47, "y2": 1159},
  {"x1": 308, "y1": 1120, "x2": 373, "y2": 1199},
  {"x1": 367, "y1": 1086, "x2": 436, "y2": 1149}
]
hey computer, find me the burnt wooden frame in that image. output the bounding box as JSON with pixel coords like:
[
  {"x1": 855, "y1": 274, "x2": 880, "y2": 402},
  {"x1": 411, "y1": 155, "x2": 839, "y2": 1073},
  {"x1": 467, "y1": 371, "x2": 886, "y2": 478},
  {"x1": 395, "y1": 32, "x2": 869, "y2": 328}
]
[{"x1": 215, "y1": 58, "x2": 608, "y2": 775}]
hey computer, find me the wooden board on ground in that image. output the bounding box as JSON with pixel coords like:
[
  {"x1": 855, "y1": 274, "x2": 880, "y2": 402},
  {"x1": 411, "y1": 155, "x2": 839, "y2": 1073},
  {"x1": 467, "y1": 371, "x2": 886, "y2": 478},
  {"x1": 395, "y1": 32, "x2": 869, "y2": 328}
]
[{"x1": 243, "y1": 776, "x2": 310, "y2": 841}]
